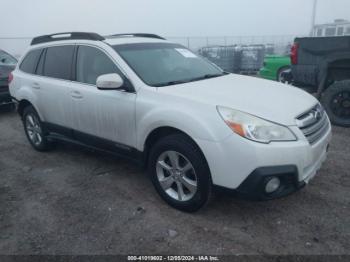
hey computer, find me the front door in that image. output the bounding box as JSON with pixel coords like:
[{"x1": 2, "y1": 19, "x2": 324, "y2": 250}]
[{"x1": 69, "y1": 45, "x2": 136, "y2": 149}]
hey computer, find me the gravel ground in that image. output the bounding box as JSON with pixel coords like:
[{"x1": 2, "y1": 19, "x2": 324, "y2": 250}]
[{"x1": 0, "y1": 110, "x2": 349, "y2": 255}]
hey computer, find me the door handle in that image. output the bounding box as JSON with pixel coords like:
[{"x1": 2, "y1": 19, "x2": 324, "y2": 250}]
[
  {"x1": 32, "y1": 82, "x2": 40, "y2": 89},
  {"x1": 71, "y1": 90, "x2": 83, "y2": 99}
]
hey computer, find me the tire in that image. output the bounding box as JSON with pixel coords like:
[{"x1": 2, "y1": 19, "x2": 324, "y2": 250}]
[
  {"x1": 277, "y1": 66, "x2": 291, "y2": 83},
  {"x1": 148, "y1": 134, "x2": 212, "y2": 212},
  {"x1": 321, "y1": 80, "x2": 350, "y2": 127},
  {"x1": 22, "y1": 106, "x2": 52, "y2": 151}
]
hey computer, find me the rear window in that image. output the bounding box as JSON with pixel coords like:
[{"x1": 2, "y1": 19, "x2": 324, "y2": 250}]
[
  {"x1": 44, "y1": 45, "x2": 75, "y2": 80},
  {"x1": 19, "y1": 49, "x2": 42, "y2": 74}
]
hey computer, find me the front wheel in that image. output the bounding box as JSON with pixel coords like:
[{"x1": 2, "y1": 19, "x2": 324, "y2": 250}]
[
  {"x1": 148, "y1": 134, "x2": 212, "y2": 212},
  {"x1": 321, "y1": 81, "x2": 350, "y2": 127}
]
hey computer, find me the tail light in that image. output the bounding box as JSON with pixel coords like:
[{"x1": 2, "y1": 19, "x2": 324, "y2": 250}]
[
  {"x1": 290, "y1": 43, "x2": 299, "y2": 65},
  {"x1": 8, "y1": 72, "x2": 14, "y2": 85}
]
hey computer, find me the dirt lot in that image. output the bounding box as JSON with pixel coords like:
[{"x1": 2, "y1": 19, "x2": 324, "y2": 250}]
[{"x1": 0, "y1": 110, "x2": 349, "y2": 255}]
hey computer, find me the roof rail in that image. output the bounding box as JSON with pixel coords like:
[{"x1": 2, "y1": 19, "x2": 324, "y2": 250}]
[
  {"x1": 31, "y1": 32, "x2": 105, "y2": 45},
  {"x1": 106, "y1": 33, "x2": 166, "y2": 40}
]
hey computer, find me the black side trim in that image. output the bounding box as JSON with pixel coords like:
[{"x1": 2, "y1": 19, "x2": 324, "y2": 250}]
[
  {"x1": 71, "y1": 45, "x2": 78, "y2": 82},
  {"x1": 44, "y1": 122, "x2": 144, "y2": 165},
  {"x1": 44, "y1": 122, "x2": 73, "y2": 138}
]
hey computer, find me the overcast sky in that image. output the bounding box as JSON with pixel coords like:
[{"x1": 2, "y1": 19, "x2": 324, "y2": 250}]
[
  {"x1": 1, "y1": 0, "x2": 350, "y2": 55},
  {"x1": 1, "y1": 0, "x2": 349, "y2": 37}
]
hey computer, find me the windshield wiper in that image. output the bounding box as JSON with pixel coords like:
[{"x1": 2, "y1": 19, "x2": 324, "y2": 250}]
[
  {"x1": 153, "y1": 80, "x2": 189, "y2": 87},
  {"x1": 186, "y1": 72, "x2": 229, "y2": 82},
  {"x1": 153, "y1": 72, "x2": 229, "y2": 87}
]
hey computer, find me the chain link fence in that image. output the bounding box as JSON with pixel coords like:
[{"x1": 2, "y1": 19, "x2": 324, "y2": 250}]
[
  {"x1": 168, "y1": 35, "x2": 296, "y2": 54},
  {"x1": 168, "y1": 35, "x2": 297, "y2": 74}
]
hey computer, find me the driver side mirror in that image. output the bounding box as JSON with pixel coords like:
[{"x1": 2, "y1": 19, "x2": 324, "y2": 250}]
[{"x1": 96, "y1": 73, "x2": 124, "y2": 90}]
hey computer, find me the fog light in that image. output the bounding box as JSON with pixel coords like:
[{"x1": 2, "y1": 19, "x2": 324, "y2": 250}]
[{"x1": 265, "y1": 177, "x2": 281, "y2": 193}]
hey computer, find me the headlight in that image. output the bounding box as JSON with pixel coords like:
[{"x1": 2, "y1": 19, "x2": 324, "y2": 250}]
[{"x1": 217, "y1": 106, "x2": 297, "y2": 143}]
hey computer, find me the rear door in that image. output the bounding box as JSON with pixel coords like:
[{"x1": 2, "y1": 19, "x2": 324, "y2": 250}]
[
  {"x1": 15, "y1": 48, "x2": 43, "y2": 110},
  {"x1": 37, "y1": 45, "x2": 75, "y2": 129},
  {"x1": 69, "y1": 45, "x2": 136, "y2": 148}
]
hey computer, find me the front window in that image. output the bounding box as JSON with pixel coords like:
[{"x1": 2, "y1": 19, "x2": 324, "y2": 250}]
[
  {"x1": 0, "y1": 51, "x2": 17, "y2": 66},
  {"x1": 113, "y1": 43, "x2": 226, "y2": 87},
  {"x1": 76, "y1": 46, "x2": 121, "y2": 85}
]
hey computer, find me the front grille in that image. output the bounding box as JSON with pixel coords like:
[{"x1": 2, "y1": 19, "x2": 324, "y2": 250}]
[{"x1": 296, "y1": 104, "x2": 330, "y2": 145}]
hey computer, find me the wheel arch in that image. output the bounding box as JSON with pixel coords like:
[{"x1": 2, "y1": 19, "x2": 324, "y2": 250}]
[
  {"x1": 142, "y1": 126, "x2": 210, "y2": 171},
  {"x1": 276, "y1": 65, "x2": 291, "y2": 81},
  {"x1": 18, "y1": 99, "x2": 34, "y2": 117},
  {"x1": 316, "y1": 54, "x2": 350, "y2": 96}
]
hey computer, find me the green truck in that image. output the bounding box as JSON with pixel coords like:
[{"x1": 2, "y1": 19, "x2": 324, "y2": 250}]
[{"x1": 259, "y1": 55, "x2": 291, "y2": 82}]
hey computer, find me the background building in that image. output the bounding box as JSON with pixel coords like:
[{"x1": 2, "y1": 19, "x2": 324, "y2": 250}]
[{"x1": 312, "y1": 19, "x2": 350, "y2": 37}]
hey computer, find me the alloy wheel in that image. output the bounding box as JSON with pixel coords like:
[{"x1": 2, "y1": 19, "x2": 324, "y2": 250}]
[
  {"x1": 25, "y1": 114, "x2": 43, "y2": 146},
  {"x1": 156, "y1": 150, "x2": 198, "y2": 202},
  {"x1": 331, "y1": 91, "x2": 350, "y2": 119}
]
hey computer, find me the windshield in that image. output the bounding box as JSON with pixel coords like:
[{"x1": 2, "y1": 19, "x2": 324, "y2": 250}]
[
  {"x1": 113, "y1": 43, "x2": 226, "y2": 87},
  {"x1": 0, "y1": 50, "x2": 17, "y2": 66}
]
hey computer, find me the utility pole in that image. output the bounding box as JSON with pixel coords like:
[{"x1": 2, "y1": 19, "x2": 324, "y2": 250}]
[{"x1": 310, "y1": 0, "x2": 318, "y2": 36}]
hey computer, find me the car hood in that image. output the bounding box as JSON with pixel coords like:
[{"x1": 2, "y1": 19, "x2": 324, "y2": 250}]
[{"x1": 157, "y1": 74, "x2": 318, "y2": 126}]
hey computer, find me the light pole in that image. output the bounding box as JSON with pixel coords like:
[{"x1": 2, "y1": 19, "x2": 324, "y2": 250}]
[{"x1": 310, "y1": 0, "x2": 318, "y2": 36}]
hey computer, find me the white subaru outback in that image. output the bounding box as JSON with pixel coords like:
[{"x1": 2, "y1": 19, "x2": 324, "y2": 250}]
[{"x1": 9, "y1": 32, "x2": 332, "y2": 212}]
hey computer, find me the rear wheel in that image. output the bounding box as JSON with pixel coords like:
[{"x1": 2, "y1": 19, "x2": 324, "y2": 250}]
[
  {"x1": 321, "y1": 80, "x2": 350, "y2": 127},
  {"x1": 148, "y1": 134, "x2": 212, "y2": 212},
  {"x1": 23, "y1": 106, "x2": 52, "y2": 151}
]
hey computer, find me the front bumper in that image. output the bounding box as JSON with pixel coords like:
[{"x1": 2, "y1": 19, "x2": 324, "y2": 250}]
[
  {"x1": 194, "y1": 122, "x2": 332, "y2": 199},
  {"x1": 234, "y1": 165, "x2": 305, "y2": 200}
]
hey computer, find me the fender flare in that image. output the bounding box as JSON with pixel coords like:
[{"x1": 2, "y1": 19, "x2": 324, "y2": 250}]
[{"x1": 316, "y1": 53, "x2": 350, "y2": 98}]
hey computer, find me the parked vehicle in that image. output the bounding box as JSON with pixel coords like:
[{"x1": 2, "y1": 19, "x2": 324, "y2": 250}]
[
  {"x1": 259, "y1": 55, "x2": 291, "y2": 82},
  {"x1": 0, "y1": 49, "x2": 17, "y2": 109},
  {"x1": 10, "y1": 32, "x2": 331, "y2": 212},
  {"x1": 290, "y1": 36, "x2": 350, "y2": 127}
]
